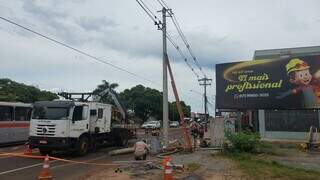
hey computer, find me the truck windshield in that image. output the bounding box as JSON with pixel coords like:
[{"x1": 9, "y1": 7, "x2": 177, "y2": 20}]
[{"x1": 32, "y1": 107, "x2": 69, "y2": 120}]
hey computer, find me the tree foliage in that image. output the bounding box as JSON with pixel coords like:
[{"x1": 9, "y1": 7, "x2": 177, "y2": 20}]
[
  {"x1": 118, "y1": 84, "x2": 191, "y2": 122},
  {"x1": 119, "y1": 85, "x2": 162, "y2": 121},
  {"x1": 0, "y1": 78, "x2": 58, "y2": 103},
  {"x1": 169, "y1": 101, "x2": 191, "y2": 122},
  {"x1": 93, "y1": 80, "x2": 119, "y2": 104}
]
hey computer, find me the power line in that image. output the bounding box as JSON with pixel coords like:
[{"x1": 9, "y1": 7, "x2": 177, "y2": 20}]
[
  {"x1": 136, "y1": 0, "x2": 200, "y2": 79},
  {"x1": 166, "y1": 33, "x2": 199, "y2": 78},
  {"x1": 156, "y1": 0, "x2": 207, "y2": 78},
  {"x1": 136, "y1": 0, "x2": 162, "y2": 29},
  {"x1": 140, "y1": 0, "x2": 158, "y2": 20},
  {"x1": 136, "y1": 0, "x2": 157, "y2": 22},
  {"x1": 170, "y1": 13, "x2": 206, "y2": 77},
  {"x1": 156, "y1": 0, "x2": 169, "y2": 9},
  {"x1": 0, "y1": 16, "x2": 160, "y2": 86}
]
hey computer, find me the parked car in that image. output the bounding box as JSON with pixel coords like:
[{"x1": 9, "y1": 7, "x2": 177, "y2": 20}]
[
  {"x1": 141, "y1": 121, "x2": 161, "y2": 129},
  {"x1": 169, "y1": 121, "x2": 180, "y2": 128}
]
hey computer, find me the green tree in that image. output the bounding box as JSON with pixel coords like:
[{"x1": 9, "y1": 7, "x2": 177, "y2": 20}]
[
  {"x1": 93, "y1": 80, "x2": 119, "y2": 104},
  {"x1": 169, "y1": 101, "x2": 191, "y2": 122},
  {"x1": 119, "y1": 85, "x2": 192, "y2": 122},
  {"x1": 0, "y1": 78, "x2": 58, "y2": 103},
  {"x1": 119, "y1": 85, "x2": 162, "y2": 121}
]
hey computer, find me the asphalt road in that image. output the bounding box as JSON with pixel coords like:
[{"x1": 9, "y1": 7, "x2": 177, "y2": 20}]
[
  {"x1": 0, "y1": 128, "x2": 184, "y2": 180},
  {"x1": 0, "y1": 146, "x2": 134, "y2": 180}
]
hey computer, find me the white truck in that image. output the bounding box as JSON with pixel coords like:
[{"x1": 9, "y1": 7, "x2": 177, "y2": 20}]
[{"x1": 29, "y1": 90, "x2": 136, "y2": 155}]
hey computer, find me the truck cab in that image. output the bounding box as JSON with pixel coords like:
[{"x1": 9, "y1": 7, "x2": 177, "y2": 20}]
[{"x1": 29, "y1": 100, "x2": 112, "y2": 155}]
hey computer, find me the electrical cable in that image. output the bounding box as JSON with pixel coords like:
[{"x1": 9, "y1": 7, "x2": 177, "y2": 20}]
[
  {"x1": 166, "y1": 33, "x2": 199, "y2": 78},
  {"x1": 136, "y1": 0, "x2": 158, "y2": 23},
  {"x1": 155, "y1": 0, "x2": 207, "y2": 77},
  {"x1": 136, "y1": 1, "x2": 200, "y2": 79},
  {"x1": 0, "y1": 16, "x2": 160, "y2": 86},
  {"x1": 137, "y1": 0, "x2": 158, "y2": 22},
  {"x1": 158, "y1": 0, "x2": 170, "y2": 9}
]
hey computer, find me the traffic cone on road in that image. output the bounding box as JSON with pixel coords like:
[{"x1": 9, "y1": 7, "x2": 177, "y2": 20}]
[
  {"x1": 38, "y1": 155, "x2": 52, "y2": 180},
  {"x1": 163, "y1": 156, "x2": 173, "y2": 180},
  {"x1": 24, "y1": 143, "x2": 32, "y2": 155}
]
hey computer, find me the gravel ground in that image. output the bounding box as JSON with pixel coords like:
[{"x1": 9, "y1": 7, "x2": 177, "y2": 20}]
[
  {"x1": 171, "y1": 150, "x2": 246, "y2": 180},
  {"x1": 80, "y1": 150, "x2": 245, "y2": 180}
]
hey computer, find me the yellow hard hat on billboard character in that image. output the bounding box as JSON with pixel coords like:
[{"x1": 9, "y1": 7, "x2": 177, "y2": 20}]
[{"x1": 286, "y1": 58, "x2": 310, "y2": 75}]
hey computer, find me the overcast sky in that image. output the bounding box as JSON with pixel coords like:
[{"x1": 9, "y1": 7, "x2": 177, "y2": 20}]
[{"x1": 1, "y1": 0, "x2": 320, "y2": 113}]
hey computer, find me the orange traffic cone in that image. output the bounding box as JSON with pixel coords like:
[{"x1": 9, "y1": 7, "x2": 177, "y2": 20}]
[
  {"x1": 24, "y1": 144, "x2": 32, "y2": 155},
  {"x1": 38, "y1": 155, "x2": 52, "y2": 180},
  {"x1": 163, "y1": 156, "x2": 173, "y2": 180}
]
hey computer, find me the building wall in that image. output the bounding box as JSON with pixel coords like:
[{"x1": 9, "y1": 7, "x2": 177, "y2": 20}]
[{"x1": 258, "y1": 110, "x2": 320, "y2": 140}]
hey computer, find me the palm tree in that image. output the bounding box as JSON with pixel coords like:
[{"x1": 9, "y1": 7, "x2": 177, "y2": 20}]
[{"x1": 93, "y1": 80, "x2": 119, "y2": 104}]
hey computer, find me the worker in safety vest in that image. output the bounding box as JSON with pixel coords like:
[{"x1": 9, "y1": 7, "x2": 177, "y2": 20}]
[
  {"x1": 133, "y1": 139, "x2": 150, "y2": 160},
  {"x1": 189, "y1": 120, "x2": 199, "y2": 149}
]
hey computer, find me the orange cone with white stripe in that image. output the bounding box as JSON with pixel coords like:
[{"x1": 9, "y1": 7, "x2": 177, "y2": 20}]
[
  {"x1": 38, "y1": 155, "x2": 52, "y2": 180},
  {"x1": 24, "y1": 144, "x2": 32, "y2": 155},
  {"x1": 163, "y1": 156, "x2": 173, "y2": 180}
]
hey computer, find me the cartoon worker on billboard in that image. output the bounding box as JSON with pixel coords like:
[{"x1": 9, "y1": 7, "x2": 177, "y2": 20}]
[{"x1": 277, "y1": 58, "x2": 320, "y2": 107}]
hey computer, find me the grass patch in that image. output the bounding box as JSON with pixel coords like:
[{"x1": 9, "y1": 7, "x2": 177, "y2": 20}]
[
  {"x1": 256, "y1": 142, "x2": 282, "y2": 155},
  {"x1": 227, "y1": 153, "x2": 320, "y2": 180},
  {"x1": 275, "y1": 143, "x2": 300, "y2": 149},
  {"x1": 186, "y1": 163, "x2": 201, "y2": 172}
]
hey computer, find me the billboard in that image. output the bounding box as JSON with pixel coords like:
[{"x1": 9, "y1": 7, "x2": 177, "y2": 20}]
[{"x1": 216, "y1": 55, "x2": 320, "y2": 109}]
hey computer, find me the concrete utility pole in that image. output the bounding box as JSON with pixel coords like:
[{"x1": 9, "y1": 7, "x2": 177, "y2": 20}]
[
  {"x1": 198, "y1": 77, "x2": 212, "y2": 122},
  {"x1": 162, "y1": 7, "x2": 169, "y2": 148}
]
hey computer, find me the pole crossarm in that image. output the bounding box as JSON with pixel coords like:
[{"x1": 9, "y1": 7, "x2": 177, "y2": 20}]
[{"x1": 198, "y1": 77, "x2": 212, "y2": 121}]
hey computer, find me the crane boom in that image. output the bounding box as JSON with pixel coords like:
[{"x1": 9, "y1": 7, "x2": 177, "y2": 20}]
[
  {"x1": 58, "y1": 90, "x2": 127, "y2": 120},
  {"x1": 95, "y1": 88, "x2": 127, "y2": 120}
]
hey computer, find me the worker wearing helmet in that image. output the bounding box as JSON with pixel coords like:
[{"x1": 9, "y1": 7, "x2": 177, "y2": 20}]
[{"x1": 277, "y1": 58, "x2": 320, "y2": 107}]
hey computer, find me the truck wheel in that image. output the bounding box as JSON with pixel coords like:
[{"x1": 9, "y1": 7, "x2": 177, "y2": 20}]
[
  {"x1": 120, "y1": 137, "x2": 129, "y2": 147},
  {"x1": 77, "y1": 136, "x2": 89, "y2": 156},
  {"x1": 39, "y1": 148, "x2": 52, "y2": 156},
  {"x1": 117, "y1": 135, "x2": 129, "y2": 147}
]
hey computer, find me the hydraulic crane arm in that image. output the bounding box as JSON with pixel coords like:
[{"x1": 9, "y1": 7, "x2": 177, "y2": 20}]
[{"x1": 95, "y1": 89, "x2": 127, "y2": 120}]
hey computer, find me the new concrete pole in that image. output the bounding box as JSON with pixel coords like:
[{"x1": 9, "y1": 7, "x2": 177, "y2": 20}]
[{"x1": 162, "y1": 7, "x2": 169, "y2": 148}]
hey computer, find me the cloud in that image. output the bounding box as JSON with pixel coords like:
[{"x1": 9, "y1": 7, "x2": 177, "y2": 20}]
[
  {"x1": 77, "y1": 17, "x2": 117, "y2": 32},
  {"x1": 1, "y1": 0, "x2": 320, "y2": 113}
]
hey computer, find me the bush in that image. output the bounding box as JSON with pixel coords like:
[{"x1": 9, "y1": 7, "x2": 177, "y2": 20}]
[{"x1": 225, "y1": 131, "x2": 261, "y2": 153}]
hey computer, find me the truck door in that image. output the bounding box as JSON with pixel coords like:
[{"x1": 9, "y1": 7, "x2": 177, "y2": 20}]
[
  {"x1": 95, "y1": 106, "x2": 111, "y2": 133},
  {"x1": 70, "y1": 105, "x2": 89, "y2": 138},
  {"x1": 95, "y1": 107, "x2": 105, "y2": 133}
]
